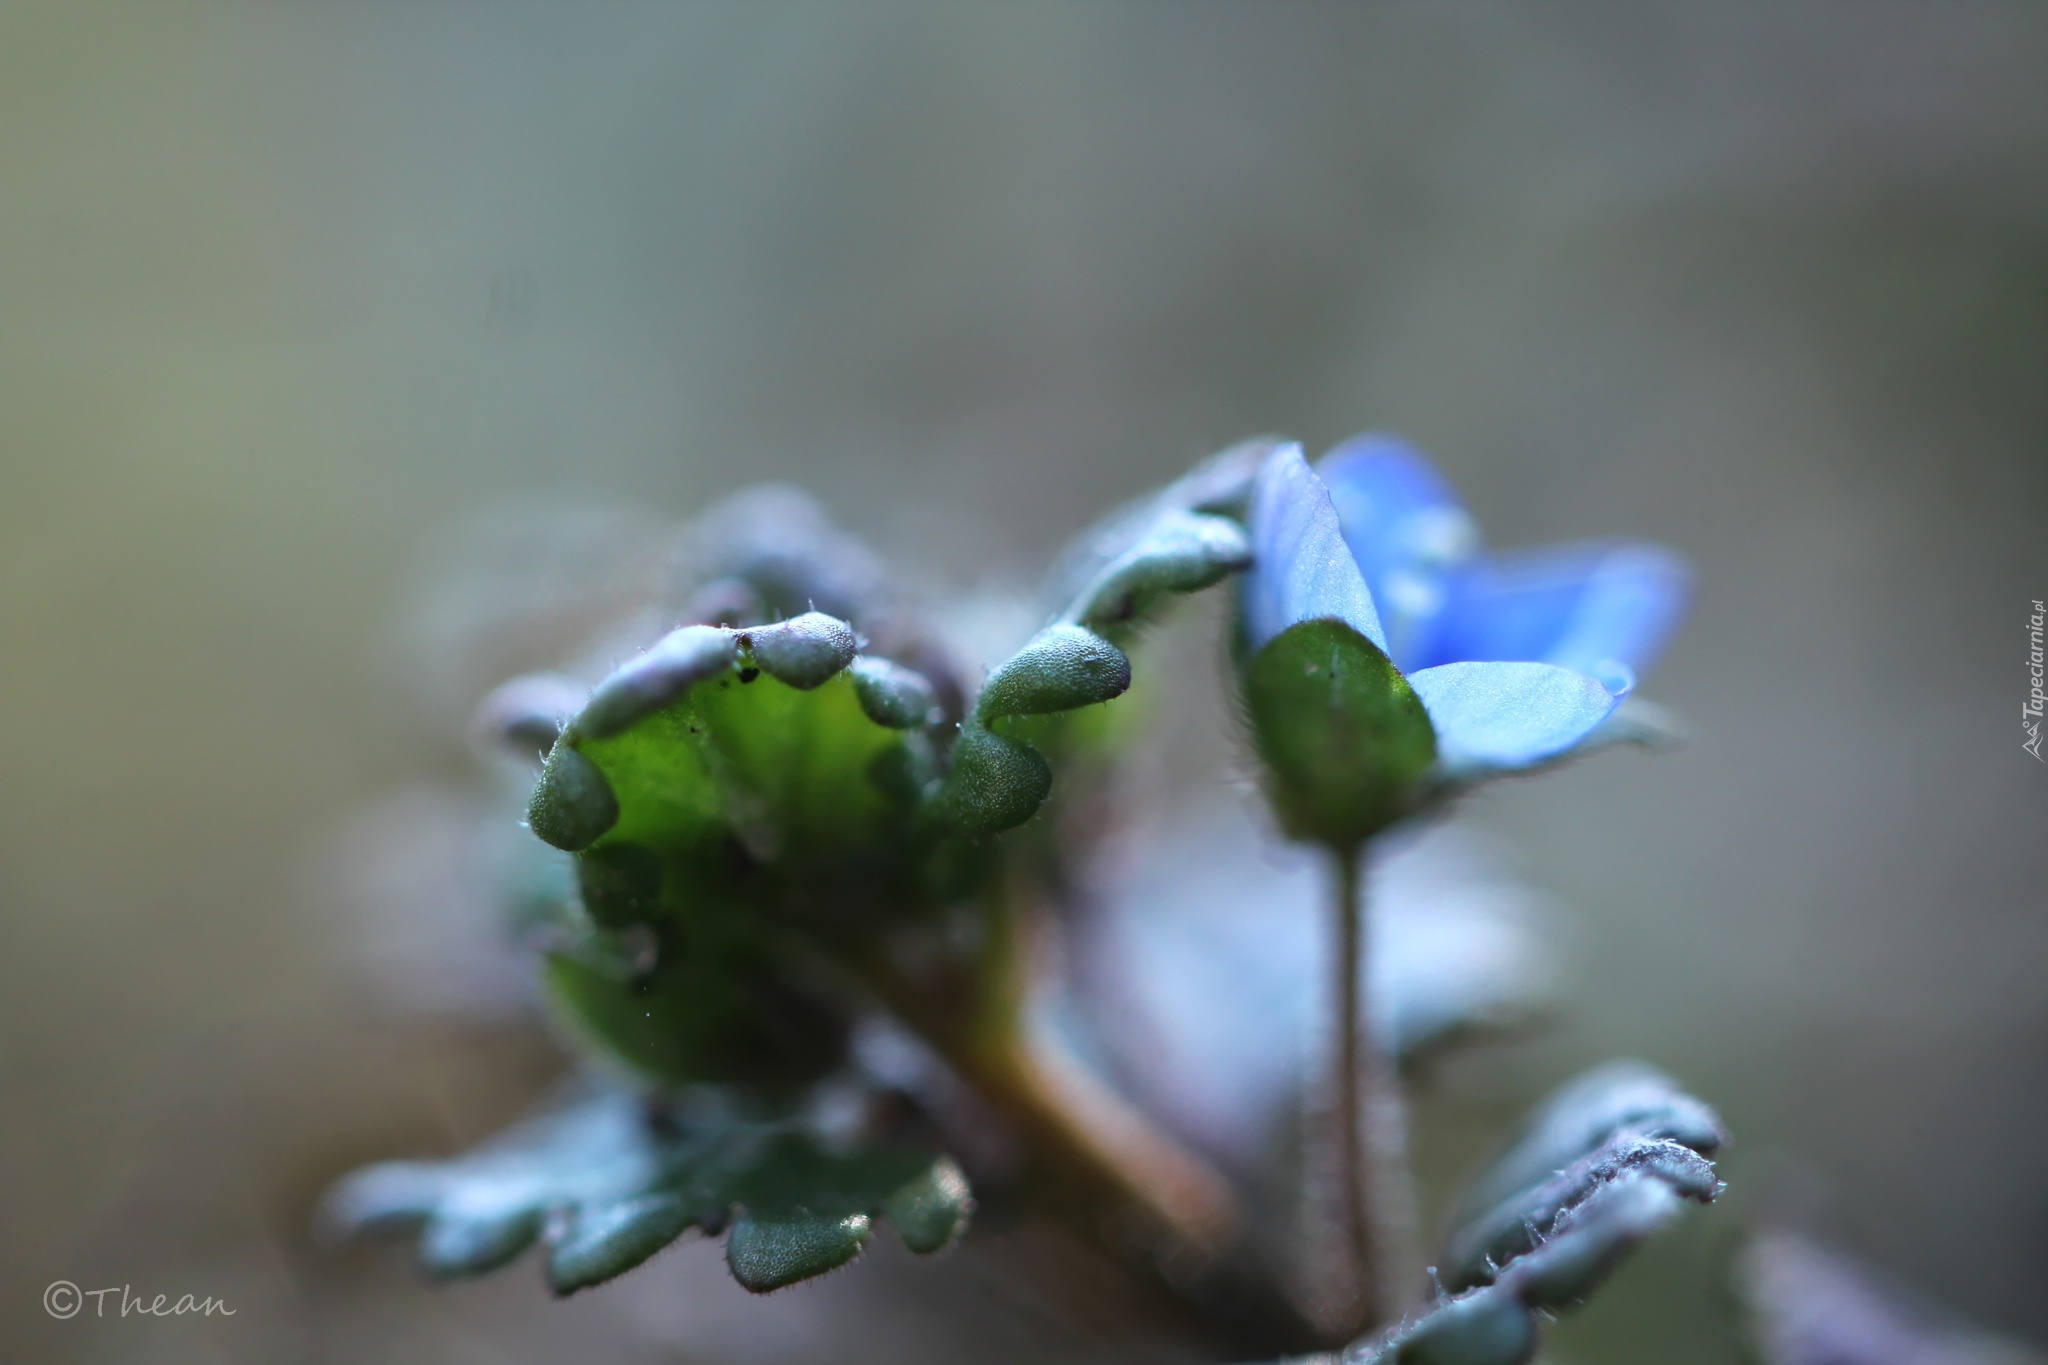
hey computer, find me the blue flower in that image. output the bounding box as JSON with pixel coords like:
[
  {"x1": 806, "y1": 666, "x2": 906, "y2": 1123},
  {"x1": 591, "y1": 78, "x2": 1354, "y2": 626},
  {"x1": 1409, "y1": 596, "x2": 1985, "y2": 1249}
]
[{"x1": 1241, "y1": 438, "x2": 1689, "y2": 779}]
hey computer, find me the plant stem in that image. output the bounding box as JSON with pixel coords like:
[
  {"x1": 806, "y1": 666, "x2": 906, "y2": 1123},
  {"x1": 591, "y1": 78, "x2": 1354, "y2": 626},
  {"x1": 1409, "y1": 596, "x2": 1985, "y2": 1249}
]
[{"x1": 1332, "y1": 841, "x2": 1420, "y2": 1333}]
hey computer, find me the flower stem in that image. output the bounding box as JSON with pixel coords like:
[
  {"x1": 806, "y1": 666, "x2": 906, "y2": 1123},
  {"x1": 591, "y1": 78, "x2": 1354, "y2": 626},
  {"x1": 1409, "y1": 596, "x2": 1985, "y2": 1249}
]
[{"x1": 1331, "y1": 842, "x2": 1420, "y2": 1333}]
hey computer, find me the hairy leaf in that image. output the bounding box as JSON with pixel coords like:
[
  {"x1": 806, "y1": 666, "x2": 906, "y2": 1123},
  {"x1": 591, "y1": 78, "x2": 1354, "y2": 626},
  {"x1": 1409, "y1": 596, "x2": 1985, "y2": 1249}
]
[
  {"x1": 974, "y1": 625, "x2": 1132, "y2": 722},
  {"x1": 1341, "y1": 1064, "x2": 1725, "y2": 1365},
  {"x1": 931, "y1": 724, "x2": 1054, "y2": 835},
  {"x1": 322, "y1": 1085, "x2": 973, "y2": 1298}
]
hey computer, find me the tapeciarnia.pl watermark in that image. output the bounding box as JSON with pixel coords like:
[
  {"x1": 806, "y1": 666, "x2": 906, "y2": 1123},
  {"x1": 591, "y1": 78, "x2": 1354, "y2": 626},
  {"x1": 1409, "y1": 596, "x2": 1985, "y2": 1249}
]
[
  {"x1": 2027, "y1": 599, "x2": 2046, "y2": 761},
  {"x1": 43, "y1": 1281, "x2": 235, "y2": 1320}
]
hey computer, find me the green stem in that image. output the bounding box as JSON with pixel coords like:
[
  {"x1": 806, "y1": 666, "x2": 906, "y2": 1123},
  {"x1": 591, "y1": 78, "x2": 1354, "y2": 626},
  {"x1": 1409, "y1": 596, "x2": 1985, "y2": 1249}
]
[
  {"x1": 1333, "y1": 842, "x2": 1420, "y2": 1333},
  {"x1": 1333, "y1": 846, "x2": 1374, "y2": 1316}
]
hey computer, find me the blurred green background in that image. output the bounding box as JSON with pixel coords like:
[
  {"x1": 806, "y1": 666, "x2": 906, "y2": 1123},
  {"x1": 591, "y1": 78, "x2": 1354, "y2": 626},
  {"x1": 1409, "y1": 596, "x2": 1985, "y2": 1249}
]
[{"x1": 3, "y1": 4, "x2": 2046, "y2": 1361}]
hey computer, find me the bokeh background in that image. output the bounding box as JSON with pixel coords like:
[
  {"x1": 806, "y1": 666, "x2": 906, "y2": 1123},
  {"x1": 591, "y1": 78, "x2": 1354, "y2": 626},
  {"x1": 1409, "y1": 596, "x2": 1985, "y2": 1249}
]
[{"x1": 4, "y1": 4, "x2": 2046, "y2": 1362}]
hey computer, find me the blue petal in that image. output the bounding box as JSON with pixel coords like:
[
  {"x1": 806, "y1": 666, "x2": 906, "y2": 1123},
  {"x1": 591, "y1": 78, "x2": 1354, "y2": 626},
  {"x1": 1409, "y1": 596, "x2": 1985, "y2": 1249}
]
[
  {"x1": 1241, "y1": 445, "x2": 1386, "y2": 653},
  {"x1": 1317, "y1": 433, "x2": 1479, "y2": 671},
  {"x1": 1422, "y1": 541, "x2": 1691, "y2": 680},
  {"x1": 1407, "y1": 661, "x2": 1620, "y2": 773}
]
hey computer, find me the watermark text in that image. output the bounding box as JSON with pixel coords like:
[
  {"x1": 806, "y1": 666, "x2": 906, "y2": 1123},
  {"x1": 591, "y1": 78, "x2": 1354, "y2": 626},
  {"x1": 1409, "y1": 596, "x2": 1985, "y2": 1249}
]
[
  {"x1": 2026, "y1": 599, "x2": 2045, "y2": 761},
  {"x1": 44, "y1": 1281, "x2": 235, "y2": 1320}
]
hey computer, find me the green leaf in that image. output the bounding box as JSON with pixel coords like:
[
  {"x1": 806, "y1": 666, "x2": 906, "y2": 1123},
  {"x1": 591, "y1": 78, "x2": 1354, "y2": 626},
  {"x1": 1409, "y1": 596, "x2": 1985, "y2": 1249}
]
[
  {"x1": 1451, "y1": 1061, "x2": 1725, "y2": 1226},
  {"x1": 1373, "y1": 1287, "x2": 1535, "y2": 1365},
  {"x1": 974, "y1": 625, "x2": 1132, "y2": 723},
  {"x1": 1442, "y1": 1134, "x2": 1717, "y2": 1293},
  {"x1": 931, "y1": 724, "x2": 1053, "y2": 834},
  {"x1": 743, "y1": 612, "x2": 860, "y2": 691},
  {"x1": 521, "y1": 612, "x2": 966, "y2": 1087},
  {"x1": 1242, "y1": 617, "x2": 1437, "y2": 846},
  {"x1": 880, "y1": 1157, "x2": 974, "y2": 1254},
  {"x1": 725, "y1": 1212, "x2": 872, "y2": 1292},
  {"x1": 688, "y1": 668, "x2": 906, "y2": 859},
  {"x1": 551, "y1": 616, "x2": 917, "y2": 878},
  {"x1": 576, "y1": 626, "x2": 737, "y2": 741},
  {"x1": 573, "y1": 844, "x2": 664, "y2": 930},
  {"x1": 323, "y1": 1084, "x2": 974, "y2": 1298},
  {"x1": 420, "y1": 1200, "x2": 545, "y2": 1280},
  {"x1": 1069, "y1": 510, "x2": 1253, "y2": 634},
  {"x1": 543, "y1": 944, "x2": 847, "y2": 1088},
  {"x1": 1340, "y1": 1065, "x2": 1726, "y2": 1365},
  {"x1": 848, "y1": 656, "x2": 939, "y2": 729},
  {"x1": 546, "y1": 1193, "x2": 695, "y2": 1295},
  {"x1": 528, "y1": 744, "x2": 621, "y2": 852}
]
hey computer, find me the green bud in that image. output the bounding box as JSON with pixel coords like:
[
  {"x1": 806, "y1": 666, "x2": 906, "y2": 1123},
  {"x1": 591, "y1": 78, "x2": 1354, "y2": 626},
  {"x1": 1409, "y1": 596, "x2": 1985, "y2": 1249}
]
[
  {"x1": 528, "y1": 744, "x2": 620, "y2": 851},
  {"x1": 743, "y1": 611, "x2": 859, "y2": 690},
  {"x1": 933, "y1": 725, "x2": 1053, "y2": 834},
  {"x1": 576, "y1": 626, "x2": 736, "y2": 740},
  {"x1": 974, "y1": 625, "x2": 1131, "y2": 723},
  {"x1": 849, "y1": 656, "x2": 939, "y2": 728}
]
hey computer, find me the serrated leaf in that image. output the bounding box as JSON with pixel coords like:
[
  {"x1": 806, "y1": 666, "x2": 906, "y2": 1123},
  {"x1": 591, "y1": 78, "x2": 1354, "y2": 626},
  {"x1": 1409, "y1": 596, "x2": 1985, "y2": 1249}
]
[
  {"x1": 528, "y1": 744, "x2": 620, "y2": 851},
  {"x1": 543, "y1": 942, "x2": 846, "y2": 1088},
  {"x1": 573, "y1": 844, "x2": 664, "y2": 929},
  {"x1": 1366, "y1": 1286, "x2": 1534, "y2": 1365},
  {"x1": 420, "y1": 1200, "x2": 544, "y2": 1280},
  {"x1": 726, "y1": 1212, "x2": 872, "y2": 1291},
  {"x1": 1243, "y1": 617, "x2": 1437, "y2": 846},
  {"x1": 1442, "y1": 1134, "x2": 1717, "y2": 1293},
  {"x1": 880, "y1": 1156, "x2": 974, "y2": 1254},
  {"x1": 743, "y1": 612, "x2": 860, "y2": 690},
  {"x1": 576, "y1": 626, "x2": 737, "y2": 741},
  {"x1": 689, "y1": 668, "x2": 905, "y2": 858},
  {"x1": 554, "y1": 616, "x2": 913, "y2": 875},
  {"x1": 1040, "y1": 437, "x2": 1273, "y2": 620},
  {"x1": 974, "y1": 625, "x2": 1132, "y2": 722},
  {"x1": 324, "y1": 1084, "x2": 974, "y2": 1297},
  {"x1": 1069, "y1": 510, "x2": 1253, "y2": 633},
  {"x1": 1505, "y1": 1173, "x2": 1682, "y2": 1309},
  {"x1": 520, "y1": 614, "x2": 965, "y2": 1087},
  {"x1": 545, "y1": 1193, "x2": 696, "y2": 1295},
  {"x1": 1343, "y1": 1066, "x2": 1726, "y2": 1365},
  {"x1": 1454, "y1": 1061, "x2": 1725, "y2": 1224},
  {"x1": 931, "y1": 724, "x2": 1053, "y2": 834},
  {"x1": 849, "y1": 656, "x2": 939, "y2": 729}
]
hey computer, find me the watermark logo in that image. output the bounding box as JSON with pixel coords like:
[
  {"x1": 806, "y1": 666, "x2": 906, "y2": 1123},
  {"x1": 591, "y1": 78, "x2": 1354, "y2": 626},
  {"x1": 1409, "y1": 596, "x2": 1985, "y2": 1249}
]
[
  {"x1": 43, "y1": 1281, "x2": 234, "y2": 1320},
  {"x1": 2028, "y1": 600, "x2": 2046, "y2": 761}
]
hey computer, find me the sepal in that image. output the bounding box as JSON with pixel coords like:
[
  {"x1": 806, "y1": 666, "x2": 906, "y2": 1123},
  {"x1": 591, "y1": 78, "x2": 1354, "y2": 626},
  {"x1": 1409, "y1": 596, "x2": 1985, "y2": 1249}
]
[{"x1": 1242, "y1": 618, "x2": 1437, "y2": 846}]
